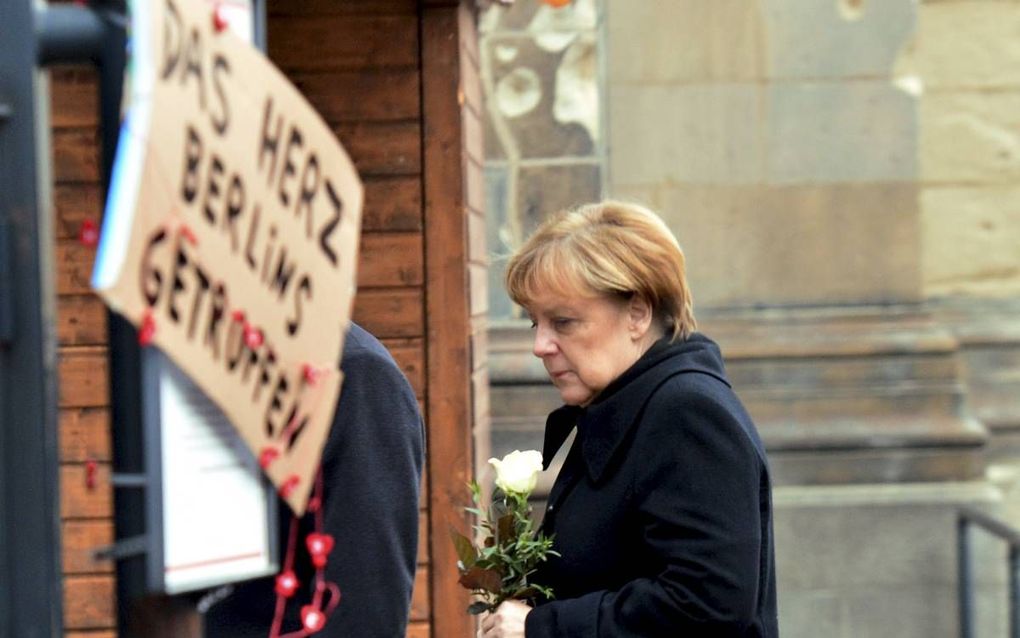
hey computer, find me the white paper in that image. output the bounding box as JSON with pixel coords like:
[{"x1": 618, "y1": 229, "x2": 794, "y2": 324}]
[{"x1": 159, "y1": 357, "x2": 276, "y2": 594}]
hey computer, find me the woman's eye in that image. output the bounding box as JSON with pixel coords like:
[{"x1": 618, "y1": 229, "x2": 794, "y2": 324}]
[{"x1": 552, "y1": 318, "x2": 573, "y2": 330}]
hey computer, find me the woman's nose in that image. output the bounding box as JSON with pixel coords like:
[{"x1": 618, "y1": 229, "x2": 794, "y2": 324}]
[{"x1": 533, "y1": 325, "x2": 556, "y2": 357}]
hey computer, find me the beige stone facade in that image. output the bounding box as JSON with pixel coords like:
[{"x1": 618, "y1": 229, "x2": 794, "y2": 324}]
[{"x1": 907, "y1": 1, "x2": 1020, "y2": 298}]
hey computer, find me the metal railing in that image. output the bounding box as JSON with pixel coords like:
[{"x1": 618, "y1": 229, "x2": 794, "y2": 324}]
[{"x1": 958, "y1": 505, "x2": 1020, "y2": 638}]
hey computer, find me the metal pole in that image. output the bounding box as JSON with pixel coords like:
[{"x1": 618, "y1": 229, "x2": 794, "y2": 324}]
[
  {"x1": 0, "y1": 0, "x2": 64, "y2": 634},
  {"x1": 1011, "y1": 545, "x2": 1020, "y2": 638},
  {"x1": 35, "y1": 4, "x2": 107, "y2": 64},
  {"x1": 959, "y1": 516, "x2": 973, "y2": 638}
]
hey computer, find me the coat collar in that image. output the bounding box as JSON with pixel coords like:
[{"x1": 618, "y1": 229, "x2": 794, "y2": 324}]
[{"x1": 541, "y1": 334, "x2": 731, "y2": 483}]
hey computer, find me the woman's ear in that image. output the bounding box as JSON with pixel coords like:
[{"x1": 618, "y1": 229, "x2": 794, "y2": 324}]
[{"x1": 627, "y1": 296, "x2": 654, "y2": 340}]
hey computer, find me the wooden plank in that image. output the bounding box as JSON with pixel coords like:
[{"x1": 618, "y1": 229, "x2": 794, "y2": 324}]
[
  {"x1": 63, "y1": 574, "x2": 116, "y2": 629},
  {"x1": 363, "y1": 177, "x2": 422, "y2": 232},
  {"x1": 461, "y1": 3, "x2": 479, "y2": 77},
  {"x1": 465, "y1": 157, "x2": 485, "y2": 218},
  {"x1": 56, "y1": 239, "x2": 97, "y2": 296},
  {"x1": 49, "y1": 66, "x2": 99, "y2": 128},
  {"x1": 58, "y1": 347, "x2": 109, "y2": 409},
  {"x1": 269, "y1": 16, "x2": 418, "y2": 71},
  {"x1": 472, "y1": 367, "x2": 491, "y2": 433},
  {"x1": 57, "y1": 295, "x2": 107, "y2": 346},
  {"x1": 422, "y1": 4, "x2": 478, "y2": 636},
  {"x1": 290, "y1": 70, "x2": 420, "y2": 123},
  {"x1": 416, "y1": 510, "x2": 429, "y2": 565},
  {"x1": 469, "y1": 262, "x2": 488, "y2": 318},
  {"x1": 67, "y1": 632, "x2": 117, "y2": 638},
  {"x1": 418, "y1": 452, "x2": 429, "y2": 505},
  {"x1": 336, "y1": 121, "x2": 421, "y2": 176},
  {"x1": 382, "y1": 338, "x2": 425, "y2": 398},
  {"x1": 54, "y1": 183, "x2": 103, "y2": 240},
  {"x1": 61, "y1": 463, "x2": 113, "y2": 519},
  {"x1": 470, "y1": 323, "x2": 488, "y2": 374},
  {"x1": 470, "y1": 326, "x2": 491, "y2": 502},
  {"x1": 463, "y1": 106, "x2": 484, "y2": 169},
  {"x1": 410, "y1": 565, "x2": 430, "y2": 622},
  {"x1": 467, "y1": 209, "x2": 486, "y2": 269},
  {"x1": 53, "y1": 128, "x2": 100, "y2": 183},
  {"x1": 62, "y1": 520, "x2": 114, "y2": 574},
  {"x1": 59, "y1": 407, "x2": 111, "y2": 463},
  {"x1": 352, "y1": 287, "x2": 424, "y2": 338},
  {"x1": 269, "y1": 0, "x2": 417, "y2": 16},
  {"x1": 359, "y1": 232, "x2": 424, "y2": 288},
  {"x1": 405, "y1": 622, "x2": 431, "y2": 638}
]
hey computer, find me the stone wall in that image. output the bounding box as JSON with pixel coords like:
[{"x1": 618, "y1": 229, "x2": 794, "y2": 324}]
[
  {"x1": 606, "y1": 0, "x2": 922, "y2": 309},
  {"x1": 901, "y1": 1, "x2": 1020, "y2": 299}
]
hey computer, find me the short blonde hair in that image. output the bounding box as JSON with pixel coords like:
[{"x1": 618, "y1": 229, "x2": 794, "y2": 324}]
[{"x1": 505, "y1": 200, "x2": 696, "y2": 342}]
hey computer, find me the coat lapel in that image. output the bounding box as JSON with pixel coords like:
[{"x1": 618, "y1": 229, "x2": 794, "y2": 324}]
[{"x1": 579, "y1": 337, "x2": 732, "y2": 485}]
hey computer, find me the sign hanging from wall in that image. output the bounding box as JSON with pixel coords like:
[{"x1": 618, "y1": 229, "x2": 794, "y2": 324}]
[{"x1": 93, "y1": 0, "x2": 364, "y2": 515}]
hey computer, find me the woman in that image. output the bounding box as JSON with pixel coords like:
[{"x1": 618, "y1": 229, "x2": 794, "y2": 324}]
[{"x1": 480, "y1": 201, "x2": 778, "y2": 637}]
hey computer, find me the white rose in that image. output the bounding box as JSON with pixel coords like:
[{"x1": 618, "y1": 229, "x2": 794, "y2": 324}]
[{"x1": 489, "y1": 449, "x2": 544, "y2": 495}]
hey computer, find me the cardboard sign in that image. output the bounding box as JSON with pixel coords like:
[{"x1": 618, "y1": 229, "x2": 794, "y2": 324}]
[{"x1": 93, "y1": 0, "x2": 363, "y2": 515}]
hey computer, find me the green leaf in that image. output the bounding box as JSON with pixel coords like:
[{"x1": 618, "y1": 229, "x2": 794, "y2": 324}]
[
  {"x1": 458, "y1": 566, "x2": 503, "y2": 594},
  {"x1": 449, "y1": 527, "x2": 477, "y2": 569},
  {"x1": 533, "y1": 584, "x2": 555, "y2": 600},
  {"x1": 468, "y1": 481, "x2": 482, "y2": 505},
  {"x1": 467, "y1": 601, "x2": 492, "y2": 615}
]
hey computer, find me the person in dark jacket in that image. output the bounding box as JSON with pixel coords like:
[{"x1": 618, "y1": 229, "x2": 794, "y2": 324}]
[
  {"x1": 205, "y1": 322, "x2": 425, "y2": 637},
  {"x1": 480, "y1": 201, "x2": 778, "y2": 637}
]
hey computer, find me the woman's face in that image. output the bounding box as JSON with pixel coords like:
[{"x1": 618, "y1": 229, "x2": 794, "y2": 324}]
[{"x1": 526, "y1": 291, "x2": 652, "y2": 407}]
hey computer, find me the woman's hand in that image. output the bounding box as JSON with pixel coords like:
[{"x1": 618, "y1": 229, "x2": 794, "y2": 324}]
[{"x1": 479, "y1": 600, "x2": 532, "y2": 638}]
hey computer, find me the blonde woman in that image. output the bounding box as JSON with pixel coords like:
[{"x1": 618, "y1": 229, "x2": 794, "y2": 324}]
[{"x1": 481, "y1": 202, "x2": 778, "y2": 637}]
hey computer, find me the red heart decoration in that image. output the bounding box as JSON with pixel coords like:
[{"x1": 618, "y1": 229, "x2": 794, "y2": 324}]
[
  {"x1": 302, "y1": 363, "x2": 321, "y2": 386},
  {"x1": 180, "y1": 223, "x2": 198, "y2": 246},
  {"x1": 274, "y1": 570, "x2": 299, "y2": 597},
  {"x1": 301, "y1": 605, "x2": 326, "y2": 632},
  {"x1": 138, "y1": 310, "x2": 156, "y2": 346},
  {"x1": 85, "y1": 460, "x2": 98, "y2": 490},
  {"x1": 212, "y1": 5, "x2": 230, "y2": 32},
  {"x1": 306, "y1": 533, "x2": 335, "y2": 568},
  {"x1": 258, "y1": 446, "x2": 280, "y2": 469},
  {"x1": 243, "y1": 324, "x2": 263, "y2": 349},
  {"x1": 78, "y1": 219, "x2": 99, "y2": 247},
  {"x1": 278, "y1": 474, "x2": 300, "y2": 498}
]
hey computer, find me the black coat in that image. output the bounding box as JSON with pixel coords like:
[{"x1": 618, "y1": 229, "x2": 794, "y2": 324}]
[
  {"x1": 525, "y1": 335, "x2": 778, "y2": 637},
  {"x1": 205, "y1": 323, "x2": 425, "y2": 637}
]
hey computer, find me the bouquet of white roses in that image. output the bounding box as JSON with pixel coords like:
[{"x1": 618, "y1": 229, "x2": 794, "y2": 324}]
[{"x1": 450, "y1": 450, "x2": 558, "y2": 615}]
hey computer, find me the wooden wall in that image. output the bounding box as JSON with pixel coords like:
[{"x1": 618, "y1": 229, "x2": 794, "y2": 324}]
[
  {"x1": 50, "y1": 61, "x2": 118, "y2": 637},
  {"x1": 50, "y1": 0, "x2": 486, "y2": 636}
]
